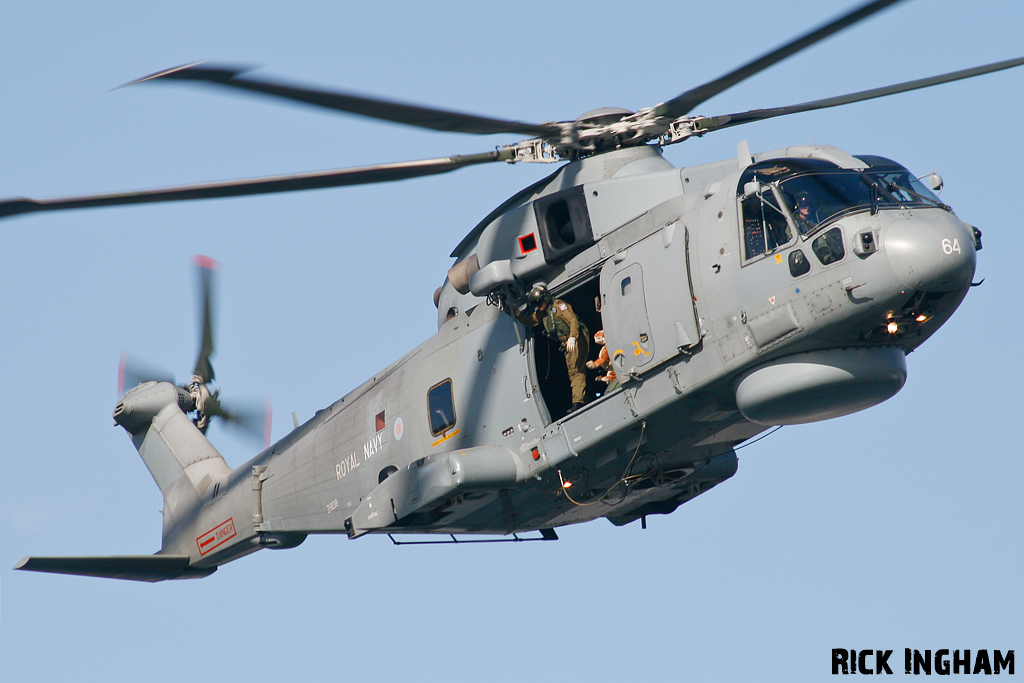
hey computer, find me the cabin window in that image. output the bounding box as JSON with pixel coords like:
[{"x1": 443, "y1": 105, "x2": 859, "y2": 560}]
[
  {"x1": 811, "y1": 227, "x2": 846, "y2": 265},
  {"x1": 375, "y1": 411, "x2": 385, "y2": 432},
  {"x1": 427, "y1": 379, "x2": 457, "y2": 435},
  {"x1": 741, "y1": 186, "x2": 792, "y2": 260}
]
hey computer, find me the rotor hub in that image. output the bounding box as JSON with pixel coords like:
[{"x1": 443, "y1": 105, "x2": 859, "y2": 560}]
[{"x1": 574, "y1": 107, "x2": 634, "y2": 126}]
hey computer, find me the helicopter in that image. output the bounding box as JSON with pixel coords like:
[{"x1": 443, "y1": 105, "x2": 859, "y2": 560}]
[{"x1": 6, "y1": 0, "x2": 1021, "y2": 583}]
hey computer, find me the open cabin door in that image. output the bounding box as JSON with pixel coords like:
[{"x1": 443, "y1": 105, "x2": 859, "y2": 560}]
[{"x1": 600, "y1": 221, "x2": 700, "y2": 379}]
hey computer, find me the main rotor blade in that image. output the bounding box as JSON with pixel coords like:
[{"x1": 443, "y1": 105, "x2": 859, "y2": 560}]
[
  {"x1": 698, "y1": 55, "x2": 1024, "y2": 133},
  {"x1": 192, "y1": 255, "x2": 219, "y2": 384},
  {"x1": 0, "y1": 151, "x2": 509, "y2": 220},
  {"x1": 129, "y1": 63, "x2": 562, "y2": 139},
  {"x1": 657, "y1": 0, "x2": 907, "y2": 119}
]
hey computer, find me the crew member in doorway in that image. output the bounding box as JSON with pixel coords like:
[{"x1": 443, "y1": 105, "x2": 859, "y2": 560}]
[
  {"x1": 517, "y1": 283, "x2": 589, "y2": 412},
  {"x1": 586, "y1": 329, "x2": 617, "y2": 389}
]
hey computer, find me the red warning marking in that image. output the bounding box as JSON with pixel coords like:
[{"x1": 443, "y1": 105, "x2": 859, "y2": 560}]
[
  {"x1": 196, "y1": 518, "x2": 236, "y2": 556},
  {"x1": 192, "y1": 254, "x2": 221, "y2": 271},
  {"x1": 117, "y1": 352, "x2": 127, "y2": 396}
]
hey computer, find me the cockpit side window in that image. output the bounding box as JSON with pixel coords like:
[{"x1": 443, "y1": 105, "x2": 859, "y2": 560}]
[
  {"x1": 741, "y1": 185, "x2": 792, "y2": 260},
  {"x1": 738, "y1": 160, "x2": 841, "y2": 249},
  {"x1": 789, "y1": 249, "x2": 811, "y2": 277},
  {"x1": 426, "y1": 379, "x2": 456, "y2": 435}
]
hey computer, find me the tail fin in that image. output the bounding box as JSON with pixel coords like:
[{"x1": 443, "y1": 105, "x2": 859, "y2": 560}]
[
  {"x1": 114, "y1": 381, "x2": 232, "y2": 496},
  {"x1": 114, "y1": 381, "x2": 233, "y2": 552},
  {"x1": 15, "y1": 382, "x2": 241, "y2": 581}
]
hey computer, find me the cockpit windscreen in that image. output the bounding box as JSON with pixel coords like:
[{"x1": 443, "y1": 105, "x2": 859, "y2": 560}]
[{"x1": 738, "y1": 157, "x2": 949, "y2": 247}]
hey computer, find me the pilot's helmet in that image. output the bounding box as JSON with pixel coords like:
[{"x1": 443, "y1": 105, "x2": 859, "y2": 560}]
[
  {"x1": 528, "y1": 283, "x2": 551, "y2": 304},
  {"x1": 795, "y1": 191, "x2": 814, "y2": 209}
]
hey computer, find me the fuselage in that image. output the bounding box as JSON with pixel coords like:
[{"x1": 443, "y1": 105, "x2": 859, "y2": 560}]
[{"x1": 151, "y1": 143, "x2": 978, "y2": 569}]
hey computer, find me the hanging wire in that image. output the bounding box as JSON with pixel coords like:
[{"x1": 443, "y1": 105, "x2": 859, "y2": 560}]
[
  {"x1": 558, "y1": 420, "x2": 647, "y2": 507},
  {"x1": 735, "y1": 424, "x2": 783, "y2": 450}
]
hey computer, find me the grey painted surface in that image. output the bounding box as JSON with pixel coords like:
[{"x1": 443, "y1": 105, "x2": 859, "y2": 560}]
[{"x1": 19, "y1": 143, "x2": 978, "y2": 578}]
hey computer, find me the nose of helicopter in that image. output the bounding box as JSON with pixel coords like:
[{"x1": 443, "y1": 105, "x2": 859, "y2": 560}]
[{"x1": 884, "y1": 216, "x2": 976, "y2": 292}]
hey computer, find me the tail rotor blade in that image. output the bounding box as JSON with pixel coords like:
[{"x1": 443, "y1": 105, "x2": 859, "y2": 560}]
[
  {"x1": 118, "y1": 256, "x2": 271, "y2": 448},
  {"x1": 192, "y1": 255, "x2": 219, "y2": 384},
  {"x1": 211, "y1": 398, "x2": 273, "y2": 447},
  {"x1": 118, "y1": 352, "x2": 175, "y2": 396}
]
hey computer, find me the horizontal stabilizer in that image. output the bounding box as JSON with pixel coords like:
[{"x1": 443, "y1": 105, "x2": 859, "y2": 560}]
[{"x1": 13, "y1": 555, "x2": 216, "y2": 582}]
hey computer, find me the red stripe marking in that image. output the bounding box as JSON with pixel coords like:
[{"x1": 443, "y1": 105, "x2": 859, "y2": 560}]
[
  {"x1": 192, "y1": 254, "x2": 221, "y2": 271},
  {"x1": 264, "y1": 398, "x2": 273, "y2": 447},
  {"x1": 117, "y1": 352, "x2": 127, "y2": 396}
]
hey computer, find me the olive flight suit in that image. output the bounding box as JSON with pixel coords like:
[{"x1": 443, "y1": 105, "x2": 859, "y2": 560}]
[{"x1": 518, "y1": 299, "x2": 589, "y2": 406}]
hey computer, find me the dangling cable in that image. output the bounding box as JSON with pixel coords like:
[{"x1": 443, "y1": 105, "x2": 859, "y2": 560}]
[
  {"x1": 735, "y1": 424, "x2": 783, "y2": 450},
  {"x1": 558, "y1": 420, "x2": 646, "y2": 507}
]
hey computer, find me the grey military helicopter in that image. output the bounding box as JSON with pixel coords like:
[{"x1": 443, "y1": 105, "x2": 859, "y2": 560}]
[{"x1": 7, "y1": 0, "x2": 1021, "y2": 581}]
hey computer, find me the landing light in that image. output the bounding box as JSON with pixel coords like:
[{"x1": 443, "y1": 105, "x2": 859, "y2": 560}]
[
  {"x1": 887, "y1": 321, "x2": 899, "y2": 334},
  {"x1": 562, "y1": 480, "x2": 573, "y2": 489}
]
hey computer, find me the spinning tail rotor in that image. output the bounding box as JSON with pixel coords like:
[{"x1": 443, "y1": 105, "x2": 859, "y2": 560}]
[{"x1": 118, "y1": 256, "x2": 271, "y2": 446}]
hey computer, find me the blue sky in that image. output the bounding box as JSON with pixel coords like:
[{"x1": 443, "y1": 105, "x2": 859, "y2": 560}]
[{"x1": 2, "y1": 1, "x2": 1021, "y2": 681}]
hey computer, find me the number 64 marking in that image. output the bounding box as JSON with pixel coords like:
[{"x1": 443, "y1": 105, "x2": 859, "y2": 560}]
[{"x1": 942, "y1": 238, "x2": 961, "y2": 255}]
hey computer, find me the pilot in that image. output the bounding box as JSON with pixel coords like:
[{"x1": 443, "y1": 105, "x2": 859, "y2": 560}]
[
  {"x1": 793, "y1": 191, "x2": 820, "y2": 233},
  {"x1": 517, "y1": 284, "x2": 589, "y2": 412}
]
